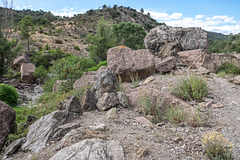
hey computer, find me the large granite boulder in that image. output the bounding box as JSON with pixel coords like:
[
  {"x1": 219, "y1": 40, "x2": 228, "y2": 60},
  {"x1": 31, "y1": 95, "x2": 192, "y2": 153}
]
[
  {"x1": 92, "y1": 69, "x2": 118, "y2": 100},
  {"x1": 155, "y1": 56, "x2": 177, "y2": 73},
  {"x1": 107, "y1": 46, "x2": 155, "y2": 82},
  {"x1": 49, "y1": 138, "x2": 124, "y2": 160},
  {"x1": 20, "y1": 63, "x2": 36, "y2": 84},
  {"x1": 21, "y1": 110, "x2": 81, "y2": 153},
  {"x1": 12, "y1": 54, "x2": 31, "y2": 71},
  {"x1": 73, "y1": 71, "x2": 97, "y2": 89},
  {"x1": 177, "y1": 49, "x2": 210, "y2": 69},
  {"x1": 144, "y1": 25, "x2": 207, "y2": 56},
  {"x1": 0, "y1": 101, "x2": 16, "y2": 151}
]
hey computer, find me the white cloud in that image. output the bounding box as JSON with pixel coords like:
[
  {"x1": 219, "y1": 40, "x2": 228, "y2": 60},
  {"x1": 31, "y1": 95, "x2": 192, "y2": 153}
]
[
  {"x1": 195, "y1": 15, "x2": 204, "y2": 19},
  {"x1": 51, "y1": 7, "x2": 87, "y2": 17},
  {"x1": 146, "y1": 10, "x2": 240, "y2": 34}
]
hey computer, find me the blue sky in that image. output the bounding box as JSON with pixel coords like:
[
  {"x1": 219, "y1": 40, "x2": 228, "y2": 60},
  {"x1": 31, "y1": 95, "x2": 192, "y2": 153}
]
[{"x1": 2, "y1": 0, "x2": 240, "y2": 34}]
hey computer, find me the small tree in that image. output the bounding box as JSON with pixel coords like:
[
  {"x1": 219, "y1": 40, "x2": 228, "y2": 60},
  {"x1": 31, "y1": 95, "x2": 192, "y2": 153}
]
[
  {"x1": 140, "y1": 8, "x2": 144, "y2": 14},
  {"x1": 112, "y1": 22, "x2": 146, "y2": 50},
  {"x1": 19, "y1": 15, "x2": 33, "y2": 54},
  {"x1": 56, "y1": 28, "x2": 62, "y2": 39},
  {"x1": 87, "y1": 17, "x2": 116, "y2": 63}
]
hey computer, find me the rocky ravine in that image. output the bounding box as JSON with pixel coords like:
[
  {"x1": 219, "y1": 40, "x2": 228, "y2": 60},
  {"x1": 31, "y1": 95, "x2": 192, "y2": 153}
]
[{"x1": 2, "y1": 73, "x2": 240, "y2": 160}]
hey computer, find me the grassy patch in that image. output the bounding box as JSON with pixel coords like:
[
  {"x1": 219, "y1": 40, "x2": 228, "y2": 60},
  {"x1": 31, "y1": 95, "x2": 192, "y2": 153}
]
[
  {"x1": 172, "y1": 74, "x2": 208, "y2": 102},
  {"x1": 131, "y1": 77, "x2": 140, "y2": 87},
  {"x1": 217, "y1": 62, "x2": 240, "y2": 75}
]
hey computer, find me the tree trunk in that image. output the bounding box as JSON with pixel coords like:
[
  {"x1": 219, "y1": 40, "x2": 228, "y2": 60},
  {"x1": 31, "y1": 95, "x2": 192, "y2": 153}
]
[{"x1": 27, "y1": 37, "x2": 30, "y2": 54}]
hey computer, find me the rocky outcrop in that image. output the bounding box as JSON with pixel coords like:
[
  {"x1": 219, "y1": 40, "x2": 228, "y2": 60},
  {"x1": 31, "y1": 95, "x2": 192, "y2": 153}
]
[
  {"x1": 0, "y1": 101, "x2": 16, "y2": 151},
  {"x1": 73, "y1": 71, "x2": 97, "y2": 89},
  {"x1": 92, "y1": 69, "x2": 118, "y2": 100},
  {"x1": 3, "y1": 138, "x2": 25, "y2": 159},
  {"x1": 177, "y1": 49, "x2": 210, "y2": 69},
  {"x1": 144, "y1": 25, "x2": 207, "y2": 56},
  {"x1": 9, "y1": 79, "x2": 20, "y2": 87},
  {"x1": 117, "y1": 92, "x2": 129, "y2": 108},
  {"x1": 230, "y1": 75, "x2": 240, "y2": 85},
  {"x1": 52, "y1": 80, "x2": 67, "y2": 92},
  {"x1": 21, "y1": 110, "x2": 81, "y2": 153},
  {"x1": 107, "y1": 46, "x2": 155, "y2": 82},
  {"x1": 96, "y1": 93, "x2": 119, "y2": 111},
  {"x1": 155, "y1": 56, "x2": 177, "y2": 73},
  {"x1": 50, "y1": 138, "x2": 124, "y2": 160},
  {"x1": 20, "y1": 63, "x2": 36, "y2": 84},
  {"x1": 12, "y1": 54, "x2": 31, "y2": 71}
]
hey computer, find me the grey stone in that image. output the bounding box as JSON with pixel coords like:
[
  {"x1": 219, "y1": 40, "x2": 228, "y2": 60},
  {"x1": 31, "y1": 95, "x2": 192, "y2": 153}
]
[
  {"x1": 49, "y1": 138, "x2": 124, "y2": 160},
  {"x1": 96, "y1": 93, "x2": 119, "y2": 111},
  {"x1": 92, "y1": 69, "x2": 118, "y2": 100},
  {"x1": 117, "y1": 92, "x2": 129, "y2": 108},
  {"x1": 0, "y1": 101, "x2": 16, "y2": 151},
  {"x1": 12, "y1": 54, "x2": 31, "y2": 71},
  {"x1": 3, "y1": 138, "x2": 25, "y2": 158},
  {"x1": 155, "y1": 56, "x2": 177, "y2": 73},
  {"x1": 52, "y1": 80, "x2": 67, "y2": 92},
  {"x1": 73, "y1": 71, "x2": 96, "y2": 89},
  {"x1": 21, "y1": 110, "x2": 80, "y2": 153},
  {"x1": 20, "y1": 63, "x2": 36, "y2": 84},
  {"x1": 80, "y1": 89, "x2": 97, "y2": 111},
  {"x1": 66, "y1": 96, "x2": 82, "y2": 114},
  {"x1": 9, "y1": 79, "x2": 19, "y2": 87},
  {"x1": 144, "y1": 25, "x2": 207, "y2": 56},
  {"x1": 160, "y1": 42, "x2": 182, "y2": 59}
]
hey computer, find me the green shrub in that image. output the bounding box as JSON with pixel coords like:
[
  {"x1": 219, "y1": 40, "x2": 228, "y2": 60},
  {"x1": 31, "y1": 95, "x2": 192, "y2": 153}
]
[
  {"x1": 217, "y1": 62, "x2": 240, "y2": 75},
  {"x1": 4, "y1": 68, "x2": 21, "y2": 80},
  {"x1": 0, "y1": 84, "x2": 18, "y2": 107},
  {"x1": 55, "y1": 39, "x2": 63, "y2": 44},
  {"x1": 88, "y1": 60, "x2": 107, "y2": 71},
  {"x1": 202, "y1": 131, "x2": 233, "y2": 159},
  {"x1": 73, "y1": 45, "x2": 80, "y2": 51},
  {"x1": 34, "y1": 65, "x2": 48, "y2": 80},
  {"x1": 172, "y1": 75, "x2": 208, "y2": 101},
  {"x1": 43, "y1": 77, "x2": 58, "y2": 92}
]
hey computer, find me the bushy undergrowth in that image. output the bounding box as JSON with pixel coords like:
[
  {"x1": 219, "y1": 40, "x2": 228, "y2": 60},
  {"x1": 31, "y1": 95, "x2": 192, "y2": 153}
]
[
  {"x1": 202, "y1": 131, "x2": 233, "y2": 159},
  {"x1": 0, "y1": 84, "x2": 19, "y2": 107},
  {"x1": 88, "y1": 60, "x2": 107, "y2": 71},
  {"x1": 141, "y1": 93, "x2": 204, "y2": 126},
  {"x1": 217, "y1": 62, "x2": 240, "y2": 75},
  {"x1": 172, "y1": 75, "x2": 208, "y2": 102},
  {"x1": 34, "y1": 65, "x2": 48, "y2": 80}
]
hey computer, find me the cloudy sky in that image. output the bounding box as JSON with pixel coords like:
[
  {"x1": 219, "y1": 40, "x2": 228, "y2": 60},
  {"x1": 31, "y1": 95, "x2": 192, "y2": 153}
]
[{"x1": 3, "y1": 0, "x2": 240, "y2": 34}]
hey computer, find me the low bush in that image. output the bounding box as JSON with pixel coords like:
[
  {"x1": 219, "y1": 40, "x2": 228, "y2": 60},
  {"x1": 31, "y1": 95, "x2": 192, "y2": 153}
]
[
  {"x1": 34, "y1": 65, "x2": 48, "y2": 80},
  {"x1": 0, "y1": 84, "x2": 18, "y2": 107},
  {"x1": 88, "y1": 60, "x2": 107, "y2": 71},
  {"x1": 202, "y1": 131, "x2": 233, "y2": 159},
  {"x1": 55, "y1": 39, "x2": 63, "y2": 44},
  {"x1": 172, "y1": 74, "x2": 208, "y2": 102},
  {"x1": 73, "y1": 45, "x2": 80, "y2": 51},
  {"x1": 217, "y1": 62, "x2": 240, "y2": 75}
]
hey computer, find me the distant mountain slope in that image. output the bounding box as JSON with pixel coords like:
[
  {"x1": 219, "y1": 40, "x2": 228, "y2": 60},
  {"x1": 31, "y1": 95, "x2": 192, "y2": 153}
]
[{"x1": 206, "y1": 30, "x2": 229, "y2": 45}]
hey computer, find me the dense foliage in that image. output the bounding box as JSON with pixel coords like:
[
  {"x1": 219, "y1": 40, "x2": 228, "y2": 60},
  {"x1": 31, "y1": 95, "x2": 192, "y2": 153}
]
[
  {"x1": 112, "y1": 22, "x2": 146, "y2": 50},
  {"x1": 208, "y1": 33, "x2": 240, "y2": 53},
  {"x1": 217, "y1": 62, "x2": 240, "y2": 75},
  {"x1": 0, "y1": 83, "x2": 19, "y2": 107}
]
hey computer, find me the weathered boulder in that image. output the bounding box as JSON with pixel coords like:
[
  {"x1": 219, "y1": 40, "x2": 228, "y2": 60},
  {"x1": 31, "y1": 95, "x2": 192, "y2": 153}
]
[
  {"x1": 144, "y1": 25, "x2": 207, "y2": 56},
  {"x1": 49, "y1": 138, "x2": 124, "y2": 160},
  {"x1": 160, "y1": 42, "x2": 182, "y2": 59},
  {"x1": 80, "y1": 89, "x2": 97, "y2": 111},
  {"x1": 230, "y1": 75, "x2": 240, "y2": 85},
  {"x1": 52, "y1": 80, "x2": 67, "y2": 92},
  {"x1": 96, "y1": 93, "x2": 119, "y2": 111},
  {"x1": 107, "y1": 46, "x2": 155, "y2": 82},
  {"x1": 192, "y1": 67, "x2": 210, "y2": 75},
  {"x1": 0, "y1": 101, "x2": 16, "y2": 151},
  {"x1": 117, "y1": 92, "x2": 129, "y2": 108},
  {"x1": 73, "y1": 71, "x2": 97, "y2": 89},
  {"x1": 12, "y1": 54, "x2": 31, "y2": 71},
  {"x1": 3, "y1": 138, "x2": 25, "y2": 159},
  {"x1": 20, "y1": 63, "x2": 36, "y2": 84},
  {"x1": 92, "y1": 69, "x2": 118, "y2": 100},
  {"x1": 136, "y1": 116, "x2": 154, "y2": 128},
  {"x1": 155, "y1": 56, "x2": 177, "y2": 73},
  {"x1": 177, "y1": 49, "x2": 210, "y2": 69},
  {"x1": 21, "y1": 110, "x2": 81, "y2": 153},
  {"x1": 126, "y1": 86, "x2": 193, "y2": 111},
  {"x1": 57, "y1": 96, "x2": 82, "y2": 114}
]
